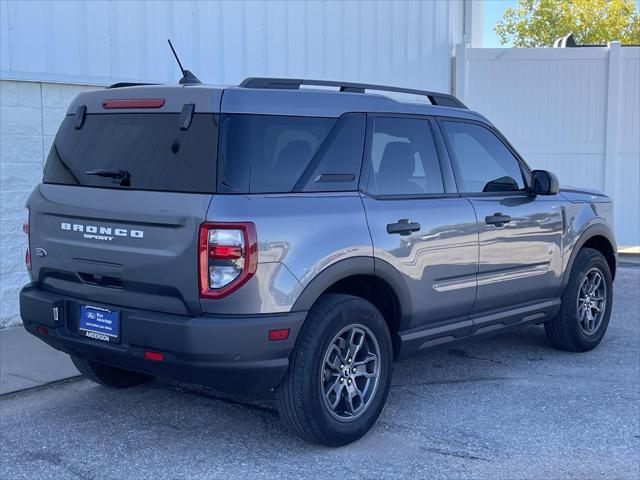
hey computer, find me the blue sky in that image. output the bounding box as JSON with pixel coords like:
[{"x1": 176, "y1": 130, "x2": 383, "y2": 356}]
[
  {"x1": 482, "y1": 0, "x2": 640, "y2": 47},
  {"x1": 483, "y1": 0, "x2": 517, "y2": 47}
]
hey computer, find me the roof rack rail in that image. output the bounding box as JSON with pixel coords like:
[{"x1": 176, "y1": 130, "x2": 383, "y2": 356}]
[
  {"x1": 239, "y1": 77, "x2": 467, "y2": 109},
  {"x1": 107, "y1": 82, "x2": 160, "y2": 89}
]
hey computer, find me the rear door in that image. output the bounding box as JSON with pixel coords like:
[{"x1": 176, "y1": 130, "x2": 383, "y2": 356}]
[
  {"x1": 361, "y1": 115, "x2": 478, "y2": 336},
  {"x1": 437, "y1": 119, "x2": 563, "y2": 319},
  {"x1": 28, "y1": 89, "x2": 220, "y2": 316}
]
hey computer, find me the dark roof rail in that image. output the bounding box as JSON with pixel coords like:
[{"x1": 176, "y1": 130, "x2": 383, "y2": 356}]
[
  {"x1": 239, "y1": 77, "x2": 467, "y2": 109},
  {"x1": 107, "y1": 82, "x2": 160, "y2": 89}
]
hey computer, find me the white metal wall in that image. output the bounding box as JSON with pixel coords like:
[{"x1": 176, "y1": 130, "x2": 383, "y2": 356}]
[
  {"x1": 455, "y1": 43, "x2": 640, "y2": 246},
  {"x1": 1, "y1": 0, "x2": 467, "y2": 92}
]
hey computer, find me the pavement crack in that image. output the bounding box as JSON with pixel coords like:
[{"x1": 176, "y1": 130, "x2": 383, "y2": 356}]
[
  {"x1": 172, "y1": 384, "x2": 278, "y2": 417},
  {"x1": 393, "y1": 376, "x2": 509, "y2": 388},
  {"x1": 418, "y1": 445, "x2": 491, "y2": 462},
  {"x1": 448, "y1": 348, "x2": 504, "y2": 364}
]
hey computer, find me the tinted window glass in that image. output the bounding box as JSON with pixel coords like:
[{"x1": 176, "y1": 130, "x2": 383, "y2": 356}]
[
  {"x1": 366, "y1": 117, "x2": 444, "y2": 195},
  {"x1": 440, "y1": 121, "x2": 525, "y2": 193},
  {"x1": 43, "y1": 113, "x2": 218, "y2": 193},
  {"x1": 218, "y1": 114, "x2": 335, "y2": 193},
  {"x1": 297, "y1": 113, "x2": 365, "y2": 192}
]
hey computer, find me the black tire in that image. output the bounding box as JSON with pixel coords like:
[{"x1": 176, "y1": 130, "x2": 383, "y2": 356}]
[
  {"x1": 545, "y1": 248, "x2": 613, "y2": 352},
  {"x1": 71, "y1": 355, "x2": 154, "y2": 388},
  {"x1": 276, "y1": 294, "x2": 393, "y2": 447}
]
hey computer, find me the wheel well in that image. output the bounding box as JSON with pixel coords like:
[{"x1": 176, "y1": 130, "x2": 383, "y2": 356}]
[
  {"x1": 322, "y1": 274, "x2": 401, "y2": 345},
  {"x1": 582, "y1": 235, "x2": 616, "y2": 279}
]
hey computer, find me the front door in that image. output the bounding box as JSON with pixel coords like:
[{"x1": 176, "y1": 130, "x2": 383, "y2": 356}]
[
  {"x1": 361, "y1": 115, "x2": 479, "y2": 335},
  {"x1": 438, "y1": 119, "x2": 564, "y2": 318}
]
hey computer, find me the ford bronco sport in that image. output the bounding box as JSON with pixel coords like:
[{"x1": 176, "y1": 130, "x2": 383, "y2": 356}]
[{"x1": 20, "y1": 76, "x2": 617, "y2": 446}]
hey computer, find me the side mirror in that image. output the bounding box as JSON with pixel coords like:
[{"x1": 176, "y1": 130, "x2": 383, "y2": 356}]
[{"x1": 530, "y1": 170, "x2": 559, "y2": 195}]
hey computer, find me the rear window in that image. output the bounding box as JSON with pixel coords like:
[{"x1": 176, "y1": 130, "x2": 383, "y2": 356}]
[
  {"x1": 43, "y1": 113, "x2": 218, "y2": 193},
  {"x1": 218, "y1": 113, "x2": 365, "y2": 193}
]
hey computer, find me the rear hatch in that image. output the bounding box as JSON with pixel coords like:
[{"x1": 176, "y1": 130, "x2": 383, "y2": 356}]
[{"x1": 27, "y1": 85, "x2": 222, "y2": 316}]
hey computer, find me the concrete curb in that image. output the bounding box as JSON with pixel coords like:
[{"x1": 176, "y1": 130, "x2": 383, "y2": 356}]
[{"x1": 0, "y1": 326, "x2": 79, "y2": 395}]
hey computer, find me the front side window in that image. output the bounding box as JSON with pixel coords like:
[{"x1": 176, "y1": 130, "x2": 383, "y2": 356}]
[
  {"x1": 366, "y1": 117, "x2": 444, "y2": 196},
  {"x1": 440, "y1": 121, "x2": 525, "y2": 193}
]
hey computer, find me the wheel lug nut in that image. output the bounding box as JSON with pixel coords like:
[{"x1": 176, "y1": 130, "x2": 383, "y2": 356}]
[
  {"x1": 348, "y1": 379, "x2": 352, "y2": 385},
  {"x1": 348, "y1": 357, "x2": 352, "y2": 363},
  {"x1": 352, "y1": 367, "x2": 357, "y2": 373},
  {"x1": 340, "y1": 364, "x2": 344, "y2": 369},
  {"x1": 340, "y1": 377, "x2": 344, "y2": 383}
]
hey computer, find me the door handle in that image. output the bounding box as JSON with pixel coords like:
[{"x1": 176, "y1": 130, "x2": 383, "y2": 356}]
[
  {"x1": 387, "y1": 219, "x2": 421, "y2": 236},
  {"x1": 485, "y1": 212, "x2": 512, "y2": 227}
]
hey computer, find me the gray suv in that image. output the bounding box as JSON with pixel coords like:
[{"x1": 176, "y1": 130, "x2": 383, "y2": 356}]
[{"x1": 20, "y1": 77, "x2": 617, "y2": 446}]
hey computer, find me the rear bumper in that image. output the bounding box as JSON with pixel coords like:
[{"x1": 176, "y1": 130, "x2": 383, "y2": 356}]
[{"x1": 20, "y1": 284, "x2": 305, "y2": 393}]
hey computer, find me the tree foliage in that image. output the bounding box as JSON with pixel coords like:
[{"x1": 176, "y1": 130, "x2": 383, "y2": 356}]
[{"x1": 494, "y1": 0, "x2": 640, "y2": 47}]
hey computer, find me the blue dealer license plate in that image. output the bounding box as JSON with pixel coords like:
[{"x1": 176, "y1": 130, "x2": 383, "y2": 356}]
[{"x1": 79, "y1": 305, "x2": 120, "y2": 343}]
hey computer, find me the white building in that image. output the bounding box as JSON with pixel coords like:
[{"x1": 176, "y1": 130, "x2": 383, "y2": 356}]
[{"x1": 0, "y1": 0, "x2": 481, "y2": 326}]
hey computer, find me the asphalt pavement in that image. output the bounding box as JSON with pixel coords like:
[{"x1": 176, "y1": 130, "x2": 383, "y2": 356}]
[{"x1": 1, "y1": 266, "x2": 638, "y2": 480}]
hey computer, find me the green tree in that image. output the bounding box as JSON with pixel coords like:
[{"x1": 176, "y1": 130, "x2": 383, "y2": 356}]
[{"x1": 494, "y1": 0, "x2": 640, "y2": 47}]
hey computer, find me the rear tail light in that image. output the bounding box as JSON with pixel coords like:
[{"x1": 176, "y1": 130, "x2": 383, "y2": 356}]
[
  {"x1": 24, "y1": 207, "x2": 31, "y2": 272},
  {"x1": 199, "y1": 222, "x2": 257, "y2": 299}
]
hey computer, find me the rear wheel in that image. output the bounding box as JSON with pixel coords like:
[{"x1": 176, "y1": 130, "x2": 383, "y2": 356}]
[
  {"x1": 71, "y1": 355, "x2": 154, "y2": 388},
  {"x1": 276, "y1": 294, "x2": 393, "y2": 446},
  {"x1": 545, "y1": 248, "x2": 613, "y2": 352}
]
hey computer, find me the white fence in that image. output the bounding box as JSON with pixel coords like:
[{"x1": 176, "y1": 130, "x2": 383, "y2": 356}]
[{"x1": 455, "y1": 43, "x2": 640, "y2": 246}]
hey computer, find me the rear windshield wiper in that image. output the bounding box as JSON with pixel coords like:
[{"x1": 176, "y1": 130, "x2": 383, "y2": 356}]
[{"x1": 84, "y1": 169, "x2": 131, "y2": 186}]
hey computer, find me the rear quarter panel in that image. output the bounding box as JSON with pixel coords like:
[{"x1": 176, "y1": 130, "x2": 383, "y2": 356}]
[{"x1": 202, "y1": 193, "x2": 372, "y2": 315}]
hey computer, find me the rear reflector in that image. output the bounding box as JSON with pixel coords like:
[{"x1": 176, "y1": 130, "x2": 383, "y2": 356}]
[
  {"x1": 268, "y1": 329, "x2": 290, "y2": 341},
  {"x1": 209, "y1": 245, "x2": 243, "y2": 259},
  {"x1": 102, "y1": 98, "x2": 166, "y2": 109},
  {"x1": 36, "y1": 326, "x2": 49, "y2": 336},
  {"x1": 143, "y1": 351, "x2": 164, "y2": 362}
]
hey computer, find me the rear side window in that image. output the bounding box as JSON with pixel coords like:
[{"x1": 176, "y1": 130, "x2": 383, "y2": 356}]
[
  {"x1": 44, "y1": 113, "x2": 218, "y2": 193},
  {"x1": 218, "y1": 114, "x2": 365, "y2": 193},
  {"x1": 365, "y1": 117, "x2": 444, "y2": 196},
  {"x1": 440, "y1": 121, "x2": 525, "y2": 193}
]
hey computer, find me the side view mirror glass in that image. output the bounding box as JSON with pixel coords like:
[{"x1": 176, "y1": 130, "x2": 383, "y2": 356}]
[{"x1": 531, "y1": 170, "x2": 559, "y2": 195}]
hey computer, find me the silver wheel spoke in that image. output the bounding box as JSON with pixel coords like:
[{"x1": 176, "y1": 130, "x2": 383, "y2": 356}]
[
  {"x1": 345, "y1": 384, "x2": 364, "y2": 415},
  {"x1": 326, "y1": 345, "x2": 343, "y2": 372},
  {"x1": 325, "y1": 379, "x2": 345, "y2": 410},
  {"x1": 345, "y1": 328, "x2": 365, "y2": 360},
  {"x1": 353, "y1": 353, "x2": 377, "y2": 378}
]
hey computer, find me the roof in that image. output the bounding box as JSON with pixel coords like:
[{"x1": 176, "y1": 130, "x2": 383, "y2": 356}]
[{"x1": 66, "y1": 81, "x2": 488, "y2": 123}]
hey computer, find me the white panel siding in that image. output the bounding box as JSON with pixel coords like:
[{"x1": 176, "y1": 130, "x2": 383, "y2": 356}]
[
  {"x1": 457, "y1": 45, "x2": 640, "y2": 246},
  {"x1": 0, "y1": 80, "x2": 101, "y2": 327},
  {"x1": 1, "y1": 0, "x2": 464, "y2": 91}
]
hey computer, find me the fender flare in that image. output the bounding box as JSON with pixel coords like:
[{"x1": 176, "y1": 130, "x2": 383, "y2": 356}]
[
  {"x1": 291, "y1": 256, "x2": 413, "y2": 330},
  {"x1": 560, "y1": 223, "x2": 617, "y2": 292}
]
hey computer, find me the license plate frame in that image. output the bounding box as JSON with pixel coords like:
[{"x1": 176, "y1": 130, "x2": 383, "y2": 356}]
[{"x1": 78, "y1": 305, "x2": 120, "y2": 343}]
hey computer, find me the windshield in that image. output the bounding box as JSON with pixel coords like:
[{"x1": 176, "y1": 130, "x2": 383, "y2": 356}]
[{"x1": 43, "y1": 113, "x2": 218, "y2": 193}]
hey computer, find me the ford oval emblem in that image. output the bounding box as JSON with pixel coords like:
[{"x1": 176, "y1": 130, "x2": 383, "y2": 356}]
[{"x1": 34, "y1": 247, "x2": 47, "y2": 257}]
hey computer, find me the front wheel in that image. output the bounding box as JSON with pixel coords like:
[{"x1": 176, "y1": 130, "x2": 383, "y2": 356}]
[
  {"x1": 545, "y1": 248, "x2": 613, "y2": 352},
  {"x1": 276, "y1": 294, "x2": 393, "y2": 446}
]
